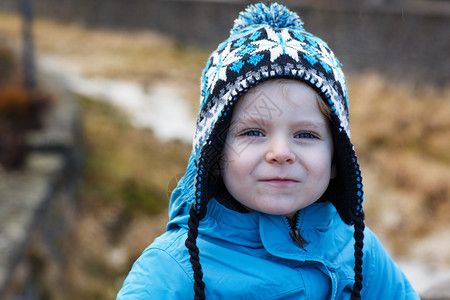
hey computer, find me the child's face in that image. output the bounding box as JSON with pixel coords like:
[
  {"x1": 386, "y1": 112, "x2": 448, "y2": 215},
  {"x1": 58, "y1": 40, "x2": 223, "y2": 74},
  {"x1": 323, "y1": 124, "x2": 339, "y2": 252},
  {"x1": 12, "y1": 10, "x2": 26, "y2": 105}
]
[{"x1": 221, "y1": 79, "x2": 335, "y2": 217}]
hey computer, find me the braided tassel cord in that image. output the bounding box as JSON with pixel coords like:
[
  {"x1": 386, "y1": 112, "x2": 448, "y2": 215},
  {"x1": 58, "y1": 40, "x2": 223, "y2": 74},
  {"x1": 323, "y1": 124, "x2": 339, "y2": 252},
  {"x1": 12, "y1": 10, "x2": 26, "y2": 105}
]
[
  {"x1": 185, "y1": 204, "x2": 206, "y2": 300},
  {"x1": 350, "y1": 213, "x2": 365, "y2": 300}
]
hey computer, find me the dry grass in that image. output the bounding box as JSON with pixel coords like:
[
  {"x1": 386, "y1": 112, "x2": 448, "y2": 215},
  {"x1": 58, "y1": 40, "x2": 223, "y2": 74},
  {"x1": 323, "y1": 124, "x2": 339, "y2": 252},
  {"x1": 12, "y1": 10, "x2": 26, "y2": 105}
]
[
  {"x1": 349, "y1": 73, "x2": 450, "y2": 262},
  {"x1": 56, "y1": 95, "x2": 190, "y2": 299}
]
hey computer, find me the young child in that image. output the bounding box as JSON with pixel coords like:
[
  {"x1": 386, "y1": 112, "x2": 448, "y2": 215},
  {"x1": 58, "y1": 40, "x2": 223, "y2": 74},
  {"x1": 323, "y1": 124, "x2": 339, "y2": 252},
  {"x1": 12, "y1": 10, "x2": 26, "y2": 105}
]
[{"x1": 117, "y1": 3, "x2": 419, "y2": 299}]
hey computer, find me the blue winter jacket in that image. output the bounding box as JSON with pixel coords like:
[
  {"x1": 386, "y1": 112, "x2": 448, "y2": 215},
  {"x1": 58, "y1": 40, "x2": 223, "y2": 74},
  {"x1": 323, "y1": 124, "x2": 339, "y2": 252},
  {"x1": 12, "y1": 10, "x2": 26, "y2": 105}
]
[{"x1": 117, "y1": 198, "x2": 419, "y2": 299}]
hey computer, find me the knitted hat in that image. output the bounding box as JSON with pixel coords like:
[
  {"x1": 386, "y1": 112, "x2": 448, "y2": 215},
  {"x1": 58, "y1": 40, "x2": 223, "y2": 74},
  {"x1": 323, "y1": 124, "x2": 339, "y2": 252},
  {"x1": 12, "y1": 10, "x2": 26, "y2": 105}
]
[
  {"x1": 185, "y1": 3, "x2": 365, "y2": 299},
  {"x1": 193, "y1": 3, "x2": 363, "y2": 224}
]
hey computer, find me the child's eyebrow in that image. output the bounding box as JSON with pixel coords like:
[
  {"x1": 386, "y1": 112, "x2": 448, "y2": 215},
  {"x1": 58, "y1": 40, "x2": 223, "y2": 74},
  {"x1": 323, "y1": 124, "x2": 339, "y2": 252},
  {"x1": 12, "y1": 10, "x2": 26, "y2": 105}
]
[
  {"x1": 229, "y1": 116, "x2": 268, "y2": 127},
  {"x1": 290, "y1": 120, "x2": 328, "y2": 131},
  {"x1": 230, "y1": 118, "x2": 328, "y2": 130}
]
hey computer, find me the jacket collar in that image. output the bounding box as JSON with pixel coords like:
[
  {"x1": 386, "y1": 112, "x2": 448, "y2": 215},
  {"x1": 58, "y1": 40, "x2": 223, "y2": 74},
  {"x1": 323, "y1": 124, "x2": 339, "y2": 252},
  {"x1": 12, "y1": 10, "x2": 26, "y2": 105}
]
[{"x1": 194, "y1": 198, "x2": 341, "y2": 260}]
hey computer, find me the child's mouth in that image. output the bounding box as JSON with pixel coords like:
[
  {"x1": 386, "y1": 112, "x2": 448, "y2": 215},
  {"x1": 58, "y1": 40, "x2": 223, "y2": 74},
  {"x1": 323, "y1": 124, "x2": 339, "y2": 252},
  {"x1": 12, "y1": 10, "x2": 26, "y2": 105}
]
[{"x1": 260, "y1": 178, "x2": 299, "y2": 186}]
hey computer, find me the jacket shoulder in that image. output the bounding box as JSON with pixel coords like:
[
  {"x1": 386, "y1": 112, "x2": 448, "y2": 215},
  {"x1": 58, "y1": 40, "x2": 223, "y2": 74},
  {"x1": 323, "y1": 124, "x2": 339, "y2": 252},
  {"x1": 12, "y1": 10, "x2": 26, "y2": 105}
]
[
  {"x1": 116, "y1": 228, "x2": 194, "y2": 299},
  {"x1": 362, "y1": 227, "x2": 420, "y2": 299}
]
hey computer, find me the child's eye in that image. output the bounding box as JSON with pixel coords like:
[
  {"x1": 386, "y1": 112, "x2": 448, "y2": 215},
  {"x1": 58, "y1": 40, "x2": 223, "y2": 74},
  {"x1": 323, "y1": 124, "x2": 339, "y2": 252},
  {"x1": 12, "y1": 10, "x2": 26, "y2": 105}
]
[
  {"x1": 294, "y1": 131, "x2": 318, "y2": 139},
  {"x1": 240, "y1": 129, "x2": 264, "y2": 137}
]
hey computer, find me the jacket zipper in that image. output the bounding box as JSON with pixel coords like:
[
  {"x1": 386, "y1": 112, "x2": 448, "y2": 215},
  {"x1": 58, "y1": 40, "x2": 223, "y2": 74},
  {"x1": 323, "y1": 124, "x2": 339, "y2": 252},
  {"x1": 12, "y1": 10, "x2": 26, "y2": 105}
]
[{"x1": 285, "y1": 212, "x2": 309, "y2": 251}]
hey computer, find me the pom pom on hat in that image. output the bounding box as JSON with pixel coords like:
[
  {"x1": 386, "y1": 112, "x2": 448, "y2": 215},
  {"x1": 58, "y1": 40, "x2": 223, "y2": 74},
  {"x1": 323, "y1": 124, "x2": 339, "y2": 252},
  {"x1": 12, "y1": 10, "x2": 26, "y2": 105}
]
[{"x1": 231, "y1": 2, "x2": 304, "y2": 35}]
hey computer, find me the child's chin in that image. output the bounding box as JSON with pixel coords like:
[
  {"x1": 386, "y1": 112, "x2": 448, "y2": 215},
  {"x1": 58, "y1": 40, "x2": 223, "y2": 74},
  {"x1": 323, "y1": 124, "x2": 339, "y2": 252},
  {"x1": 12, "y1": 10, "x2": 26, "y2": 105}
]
[
  {"x1": 254, "y1": 198, "x2": 309, "y2": 216},
  {"x1": 258, "y1": 206, "x2": 299, "y2": 217}
]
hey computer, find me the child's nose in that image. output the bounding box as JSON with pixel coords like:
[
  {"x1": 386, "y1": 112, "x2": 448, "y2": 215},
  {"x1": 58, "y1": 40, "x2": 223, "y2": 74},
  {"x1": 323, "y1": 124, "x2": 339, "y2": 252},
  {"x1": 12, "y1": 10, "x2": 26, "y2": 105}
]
[{"x1": 265, "y1": 137, "x2": 295, "y2": 164}]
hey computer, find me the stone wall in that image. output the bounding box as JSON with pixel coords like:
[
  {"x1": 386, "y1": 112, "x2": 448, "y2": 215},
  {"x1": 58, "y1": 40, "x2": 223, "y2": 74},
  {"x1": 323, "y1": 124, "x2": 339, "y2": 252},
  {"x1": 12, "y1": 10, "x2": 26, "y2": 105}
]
[
  {"x1": 0, "y1": 0, "x2": 449, "y2": 86},
  {"x1": 0, "y1": 85, "x2": 82, "y2": 299}
]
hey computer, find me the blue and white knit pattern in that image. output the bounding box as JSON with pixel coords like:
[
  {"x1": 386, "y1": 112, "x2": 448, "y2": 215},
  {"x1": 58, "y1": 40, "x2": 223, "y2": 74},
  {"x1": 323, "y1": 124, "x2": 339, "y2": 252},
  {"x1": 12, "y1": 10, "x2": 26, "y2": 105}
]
[{"x1": 193, "y1": 5, "x2": 350, "y2": 156}]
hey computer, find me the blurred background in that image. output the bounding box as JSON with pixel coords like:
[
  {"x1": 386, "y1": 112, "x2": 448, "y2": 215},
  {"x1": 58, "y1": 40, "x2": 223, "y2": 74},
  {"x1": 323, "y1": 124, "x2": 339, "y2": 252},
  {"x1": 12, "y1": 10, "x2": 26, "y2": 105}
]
[{"x1": 0, "y1": 0, "x2": 449, "y2": 299}]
